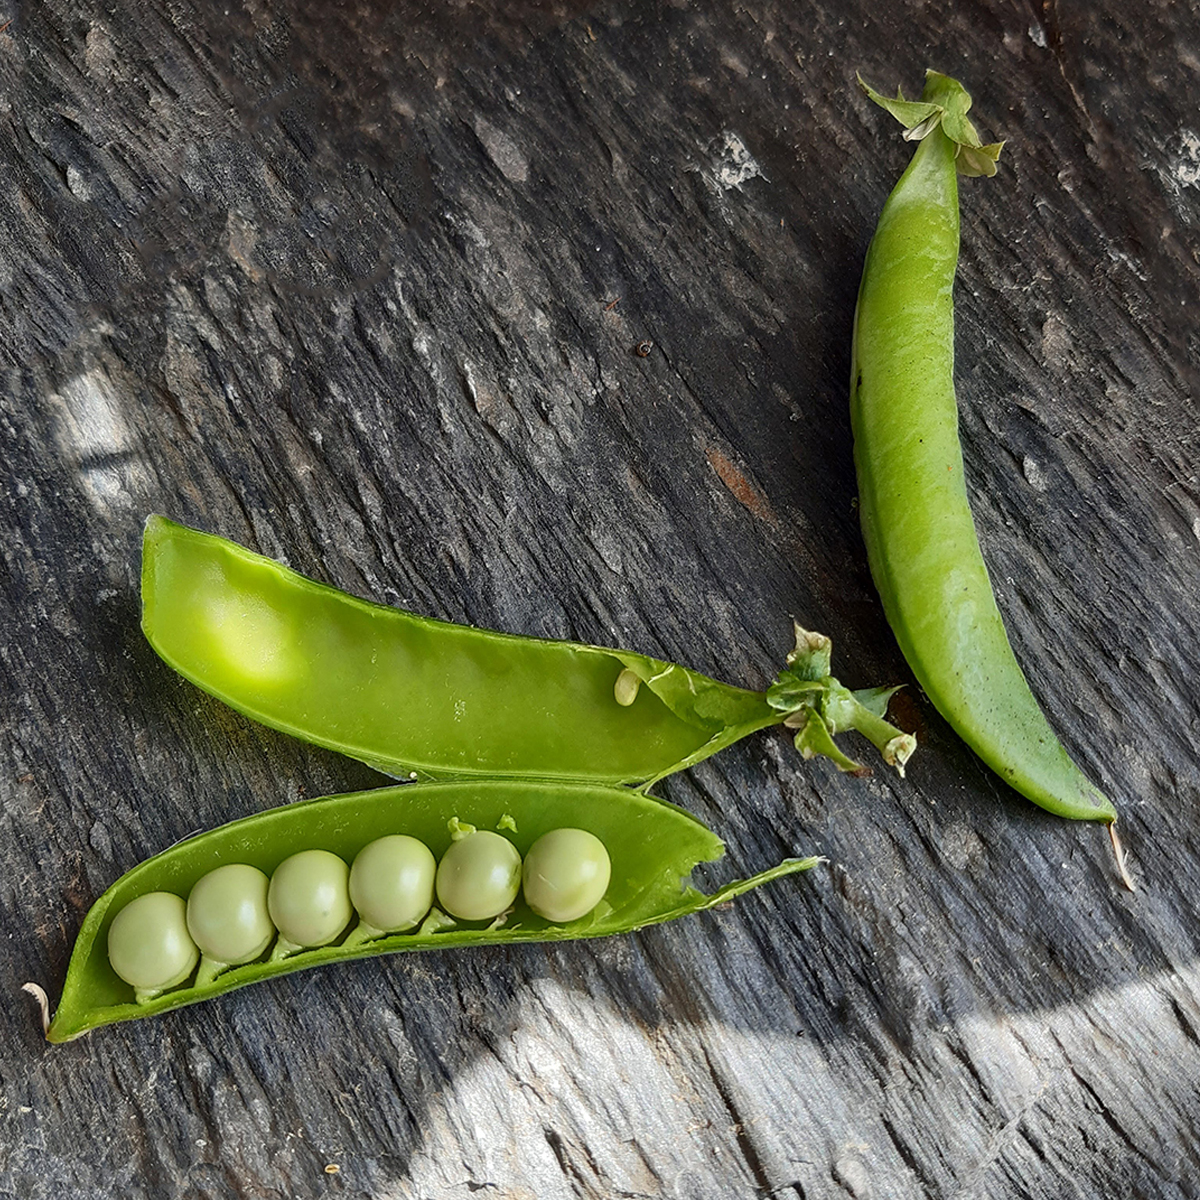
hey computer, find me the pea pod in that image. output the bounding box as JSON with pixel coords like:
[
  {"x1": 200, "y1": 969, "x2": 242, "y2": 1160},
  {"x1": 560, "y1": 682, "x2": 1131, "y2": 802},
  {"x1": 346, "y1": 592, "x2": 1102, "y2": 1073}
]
[
  {"x1": 44, "y1": 779, "x2": 819, "y2": 1041},
  {"x1": 142, "y1": 516, "x2": 915, "y2": 782},
  {"x1": 850, "y1": 72, "x2": 1118, "y2": 830}
]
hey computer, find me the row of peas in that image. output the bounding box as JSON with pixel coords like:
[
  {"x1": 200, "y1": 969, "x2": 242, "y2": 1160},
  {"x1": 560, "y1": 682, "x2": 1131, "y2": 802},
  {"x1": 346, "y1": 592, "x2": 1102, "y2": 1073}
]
[{"x1": 107, "y1": 825, "x2": 611, "y2": 1001}]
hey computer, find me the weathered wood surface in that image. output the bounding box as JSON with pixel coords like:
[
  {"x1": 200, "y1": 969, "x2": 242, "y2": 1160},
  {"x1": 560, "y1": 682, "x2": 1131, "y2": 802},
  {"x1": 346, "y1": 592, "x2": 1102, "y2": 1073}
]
[{"x1": 3, "y1": 0, "x2": 1199, "y2": 1195}]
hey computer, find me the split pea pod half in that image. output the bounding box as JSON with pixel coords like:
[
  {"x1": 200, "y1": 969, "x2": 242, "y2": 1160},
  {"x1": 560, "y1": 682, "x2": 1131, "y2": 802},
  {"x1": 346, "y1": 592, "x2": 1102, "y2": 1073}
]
[
  {"x1": 141, "y1": 516, "x2": 916, "y2": 783},
  {"x1": 41, "y1": 779, "x2": 819, "y2": 1041},
  {"x1": 850, "y1": 72, "x2": 1124, "y2": 856}
]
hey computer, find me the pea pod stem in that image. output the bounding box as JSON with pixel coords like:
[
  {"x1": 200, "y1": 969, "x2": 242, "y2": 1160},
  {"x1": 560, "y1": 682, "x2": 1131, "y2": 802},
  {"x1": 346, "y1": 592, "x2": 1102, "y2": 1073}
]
[
  {"x1": 851, "y1": 71, "x2": 1120, "y2": 839},
  {"x1": 766, "y1": 623, "x2": 916, "y2": 778},
  {"x1": 341, "y1": 920, "x2": 390, "y2": 949},
  {"x1": 43, "y1": 779, "x2": 823, "y2": 1042},
  {"x1": 194, "y1": 957, "x2": 228, "y2": 988}
]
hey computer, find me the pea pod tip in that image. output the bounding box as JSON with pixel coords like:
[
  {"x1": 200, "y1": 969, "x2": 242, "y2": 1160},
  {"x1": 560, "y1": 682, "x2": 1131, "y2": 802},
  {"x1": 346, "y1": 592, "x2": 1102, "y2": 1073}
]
[
  {"x1": 21, "y1": 982, "x2": 51, "y2": 1039},
  {"x1": 1108, "y1": 822, "x2": 1136, "y2": 893}
]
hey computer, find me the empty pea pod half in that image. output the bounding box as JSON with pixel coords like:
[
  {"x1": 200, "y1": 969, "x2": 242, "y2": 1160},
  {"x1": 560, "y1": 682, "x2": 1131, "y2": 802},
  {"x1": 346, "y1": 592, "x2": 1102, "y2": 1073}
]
[
  {"x1": 43, "y1": 779, "x2": 819, "y2": 1041},
  {"x1": 141, "y1": 516, "x2": 917, "y2": 783}
]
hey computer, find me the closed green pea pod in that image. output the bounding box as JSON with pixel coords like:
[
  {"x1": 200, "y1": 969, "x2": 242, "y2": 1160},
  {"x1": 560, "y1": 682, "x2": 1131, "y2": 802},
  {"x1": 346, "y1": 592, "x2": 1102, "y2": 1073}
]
[
  {"x1": 107, "y1": 892, "x2": 199, "y2": 1002},
  {"x1": 851, "y1": 71, "x2": 1120, "y2": 838},
  {"x1": 44, "y1": 780, "x2": 820, "y2": 1041}
]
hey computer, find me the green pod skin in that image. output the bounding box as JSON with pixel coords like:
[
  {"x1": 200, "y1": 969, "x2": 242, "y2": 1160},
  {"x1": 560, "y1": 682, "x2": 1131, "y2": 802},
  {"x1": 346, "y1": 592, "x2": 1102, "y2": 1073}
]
[
  {"x1": 141, "y1": 516, "x2": 779, "y2": 786},
  {"x1": 850, "y1": 71, "x2": 1115, "y2": 823},
  {"x1": 45, "y1": 779, "x2": 819, "y2": 1041}
]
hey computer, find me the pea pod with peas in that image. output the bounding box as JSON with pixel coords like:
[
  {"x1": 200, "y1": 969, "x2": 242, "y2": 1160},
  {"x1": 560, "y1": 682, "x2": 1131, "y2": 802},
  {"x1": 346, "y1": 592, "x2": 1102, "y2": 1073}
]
[{"x1": 42, "y1": 779, "x2": 820, "y2": 1041}]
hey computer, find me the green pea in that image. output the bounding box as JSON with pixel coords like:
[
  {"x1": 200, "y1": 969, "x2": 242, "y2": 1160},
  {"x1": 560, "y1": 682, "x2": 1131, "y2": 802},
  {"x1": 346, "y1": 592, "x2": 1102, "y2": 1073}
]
[
  {"x1": 107, "y1": 891, "x2": 199, "y2": 1001},
  {"x1": 349, "y1": 835, "x2": 436, "y2": 934},
  {"x1": 613, "y1": 668, "x2": 641, "y2": 707},
  {"x1": 267, "y1": 849, "x2": 352, "y2": 952},
  {"x1": 522, "y1": 828, "x2": 611, "y2": 923},
  {"x1": 186, "y1": 864, "x2": 274, "y2": 978},
  {"x1": 435, "y1": 830, "x2": 521, "y2": 921},
  {"x1": 851, "y1": 72, "x2": 1117, "y2": 830}
]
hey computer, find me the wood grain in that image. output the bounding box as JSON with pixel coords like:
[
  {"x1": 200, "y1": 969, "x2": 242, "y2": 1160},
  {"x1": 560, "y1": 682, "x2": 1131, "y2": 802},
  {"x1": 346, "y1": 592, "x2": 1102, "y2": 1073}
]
[{"x1": 3, "y1": 0, "x2": 1199, "y2": 1195}]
